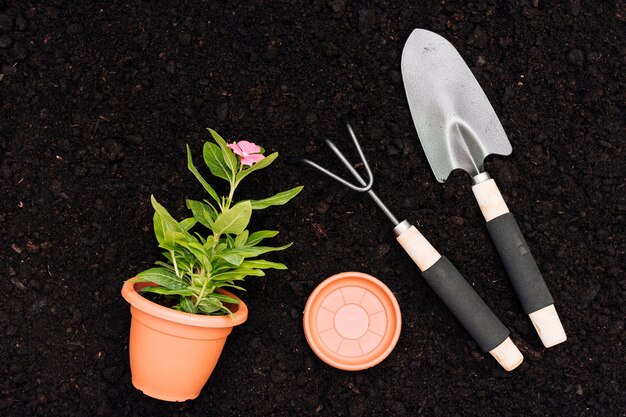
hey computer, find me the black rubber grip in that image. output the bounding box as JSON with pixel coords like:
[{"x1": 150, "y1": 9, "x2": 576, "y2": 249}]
[
  {"x1": 422, "y1": 256, "x2": 510, "y2": 352},
  {"x1": 486, "y1": 212, "x2": 554, "y2": 314}
]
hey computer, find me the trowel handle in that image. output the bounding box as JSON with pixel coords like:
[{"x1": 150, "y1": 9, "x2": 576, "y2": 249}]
[
  {"x1": 396, "y1": 225, "x2": 523, "y2": 371},
  {"x1": 472, "y1": 178, "x2": 566, "y2": 348}
]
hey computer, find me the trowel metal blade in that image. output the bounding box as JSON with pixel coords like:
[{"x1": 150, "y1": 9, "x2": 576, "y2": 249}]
[{"x1": 401, "y1": 29, "x2": 512, "y2": 183}]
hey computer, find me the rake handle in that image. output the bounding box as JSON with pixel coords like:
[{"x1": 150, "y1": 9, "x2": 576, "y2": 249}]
[
  {"x1": 396, "y1": 225, "x2": 523, "y2": 371},
  {"x1": 472, "y1": 178, "x2": 566, "y2": 348}
]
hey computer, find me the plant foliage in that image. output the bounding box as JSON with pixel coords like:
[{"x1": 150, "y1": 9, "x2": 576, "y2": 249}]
[{"x1": 134, "y1": 129, "x2": 302, "y2": 315}]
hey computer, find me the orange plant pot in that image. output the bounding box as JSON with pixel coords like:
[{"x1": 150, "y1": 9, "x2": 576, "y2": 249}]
[{"x1": 121, "y1": 280, "x2": 248, "y2": 402}]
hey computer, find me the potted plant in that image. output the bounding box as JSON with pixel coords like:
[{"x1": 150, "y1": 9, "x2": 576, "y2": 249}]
[{"x1": 121, "y1": 129, "x2": 302, "y2": 401}]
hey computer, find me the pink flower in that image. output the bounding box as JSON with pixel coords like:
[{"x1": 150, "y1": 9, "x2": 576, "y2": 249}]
[{"x1": 227, "y1": 140, "x2": 265, "y2": 166}]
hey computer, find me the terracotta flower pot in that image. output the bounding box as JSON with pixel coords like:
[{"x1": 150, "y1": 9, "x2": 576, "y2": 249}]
[{"x1": 121, "y1": 280, "x2": 248, "y2": 402}]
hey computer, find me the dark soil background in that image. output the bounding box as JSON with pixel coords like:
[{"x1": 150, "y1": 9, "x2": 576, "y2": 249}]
[{"x1": 1, "y1": 1, "x2": 624, "y2": 416}]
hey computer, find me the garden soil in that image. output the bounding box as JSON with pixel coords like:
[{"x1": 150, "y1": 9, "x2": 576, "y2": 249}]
[{"x1": 1, "y1": 1, "x2": 624, "y2": 416}]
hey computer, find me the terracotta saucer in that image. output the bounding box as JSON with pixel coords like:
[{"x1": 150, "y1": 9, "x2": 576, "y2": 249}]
[{"x1": 303, "y1": 272, "x2": 401, "y2": 371}]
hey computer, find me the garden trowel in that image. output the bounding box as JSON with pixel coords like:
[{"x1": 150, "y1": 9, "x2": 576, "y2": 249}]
[{"x1": 401, "y1": 29, "x2": 566, "y2": 348}]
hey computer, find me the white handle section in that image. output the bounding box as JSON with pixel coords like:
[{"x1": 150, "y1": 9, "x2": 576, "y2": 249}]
[
  {"x1": 396, "y1": 225, "x2": 441, "y2": 272},
  {"x1": 489, "y1": 337, "x2": 524, "y2": 371},
  {"x1": 472, "y1": 179, "x2": 510, "y2": 222},
  {"x1": 528, "y1": 304, "x2": 567, "y2": 348}
]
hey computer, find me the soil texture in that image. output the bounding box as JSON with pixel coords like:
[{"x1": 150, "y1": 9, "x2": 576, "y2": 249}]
[{"x1": 1, "y1": 1, "x2": 624, "y2": 416}]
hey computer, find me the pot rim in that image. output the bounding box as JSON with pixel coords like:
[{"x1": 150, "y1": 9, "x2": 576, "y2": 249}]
[{"x1": 121, "y1": 279, "x2": 248, "y2": 328}]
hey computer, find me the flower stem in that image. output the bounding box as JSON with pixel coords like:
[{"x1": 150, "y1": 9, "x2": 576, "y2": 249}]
[
  {"x1": 171, "y1": 250, "x2": 180, "y2": 278},
  {"x1": 226, "y1": 187, "x2": 235, "y2": 210},
  {"x1": 195, "y1": 275, "x2": 210, "y2": 307}
]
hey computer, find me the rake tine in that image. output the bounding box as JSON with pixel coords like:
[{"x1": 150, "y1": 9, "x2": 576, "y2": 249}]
[
  {"x1": 301, "y1": 123, "x2": 375, "y2": 192},
  {"x1": 345, "y1": 122, "x2": 375, "y2": 182},
  {"x1": 323, "y1": 138, "x2": 373, "y2": 191},
  {"x1": 302, "y1": 123, "x2": 400, "y2": 225},
  {"x1": 301, "y1": 157, "x2": 372, "y2": 192}
]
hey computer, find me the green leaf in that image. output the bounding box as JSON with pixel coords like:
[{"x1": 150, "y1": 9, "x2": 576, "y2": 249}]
[
  {"x1": 221, "y1": 284, "x2": 246, "y2": 291},
  {"x1": 154, "y1": 261, "x2": 175, "y2": 270},
  {"x1": 235, "y1": 152, "x2": 278, "y2": 183},
  {"x1": 187, "y1": 199, "x2": 216, "y2": 229},
  {"x1": 161, "y1": 251, "x2": 194, "y2": 269},
  {"x1": 216, "y1": 252, "x2": 244, "y2": 266},
  {"x1": 209, "y1": 293, "x2": 241, "y2": 304},
  {"x1": 137, "y1": 267, "x2": 187, "y2": 290},
  {"x1": 197, "y1": 297, "x2": 223, "y2": 314},
  {"x1": 246, "y1": 230, "x2": 279, "y2": 246},
  {"x1": 164, "y1": 229, "x2": 186, "y2": 250},
  {"x1": 140, "y1": 286, "x2": 194, "y2": 296},
  {"x1": 152, "y1": 212, "x2": 172, "y2": 249},
  {"x1": 249, "y1": 186, "x2": 303, "y2": 210},
  {"x1": 189, "y1": 273, "x2": 210, "y2": 289},
  {"x1": 151, "y1": 196, "x2": 183, "y2": 231},
  {"x1": 174, "y1": 238, "x2": 205, "y2": 252},
  {"x1": 203, "y1": 235, "x2": 215, "y2": 250},
  {"x1": 187, "y1": 145, "x2": 220, "y2": 204},
  {"x1": 212, "y1": 200, "x2": 252, "y2": 235},
  {"x1": 207, "y1": 128, "x2": 238, "y2": 178},
  {"x1": 180, "y1": 217, "x2": 196, "y2": 231},
  {"x1": 211, "y1": 268, "x2": 265, "y2": 282},
  {"x1": 223, "y1": 243, "x2": 293, "y2": 260},
  {"x1": 194, "y1": 233, "x2": 207, "y2": 245},
  {"x1": 203, "y1": 142, "x2": 232, "y2": 182},
  {"x1": 240, "y1": 259, "x2": 288, "y2": 270},
  {"x1": 178, "y1": 297, "x2": 198, "y2": 313},
  {"x1": 234, "y1": 230, "x2": 249, "y2": 248},
  {"x1": 172, "y1": 235, "x2": 209, "y2": 266}
]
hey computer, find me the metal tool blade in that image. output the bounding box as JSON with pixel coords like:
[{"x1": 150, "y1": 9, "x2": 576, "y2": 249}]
[{"x1": 401, "y1": 29, "x2": 512, "y2": 183}]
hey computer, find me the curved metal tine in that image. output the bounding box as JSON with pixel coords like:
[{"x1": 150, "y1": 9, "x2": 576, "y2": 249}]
[
  {"x1": 301, "y1": 158, "x2": 372, "y2": 192},
  {"x1": 301, "y1": 124, "x2": 374, "y2": 193},
  {"x1": 339, "y1": 122, "x2": 375, "y2": 189},
  {"x1": 322, "y1": 139, "x2": 373, "y2": 192}
]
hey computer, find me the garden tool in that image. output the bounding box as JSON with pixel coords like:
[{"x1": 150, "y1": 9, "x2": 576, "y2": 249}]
[
  {"x1": 303, "y1": 122, "x2": 523, "y2": 371},
  {"x1": 401, "y1": 29, "x2": 566, "y2": 348}
]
